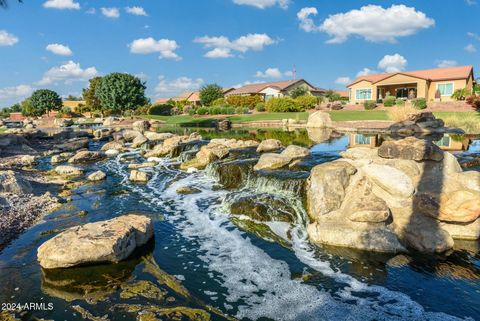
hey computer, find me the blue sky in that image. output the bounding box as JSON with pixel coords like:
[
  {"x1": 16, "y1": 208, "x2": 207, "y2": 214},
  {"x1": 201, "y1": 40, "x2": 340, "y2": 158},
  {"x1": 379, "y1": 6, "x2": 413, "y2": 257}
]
[{"x1": 0, "y1": 0, "x2": 479, "y2": 106}]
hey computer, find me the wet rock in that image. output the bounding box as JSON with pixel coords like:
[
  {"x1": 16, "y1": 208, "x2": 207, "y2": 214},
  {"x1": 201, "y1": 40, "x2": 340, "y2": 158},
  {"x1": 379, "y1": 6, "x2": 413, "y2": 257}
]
[
  {"x1": 55, "y1": 165, "x2": 83, "y2": 177},
  {"x1": 93, "y1": 128, "x2": 113, "y2": 140},
  {"x1": 105, "y1": 149, "x2": 120, "y2": 157},
  {"x1": 56, "y1": 138, "x2": 89, "y2": 152},
  {"x1": 131, "y1": 134, "x2": 148, "y2": 148},
  {"x1": 128, "y1": 162, "x2": 157, "y2": 170},
  {"x1": 129, "y1": 170, "x2": 151, "y2": 182},
  {"x1": 378, "y1": 137, "x2": 443, "y2": 161},
  {"x1": 0, "y1": 170, "x2": 33, "y2": 194},
  {"x1": 37, "y1": 214, "x2": 153, "y2": 269},
  {"x1": 306, "y1": 111, "x2": 332, "y2": 128},
  {"x1": 281, "y1": 145, "x2": 311, "y2": 159},
  {"x1": 51, "y1": 152, "x2": 74, "y2": 164},
  {"x1": 229, "y1": 194, "x2": 296, "y2": 222},
  {"x1": 253, "y1": 153, "x2": 292, "y2": 170},
  {"x1": 132, "y1": 120, "x2": 150, "y2": 133},
  {"x1": 256, "y1": 139, "x2": 283, "y2": 153},
  {"x1": 144, "y1": 131, "x2": 174, "y2": 142},
  {"x1": 441, "y1": 219, "x2": 480, "y2": 240},
  {"x1": 180, "y1": 144, "x2": 229, "y2": 170},
  {"x1": 215, "y1": 159, "x2": 256, "y2": 189},
  {"x1": 68, "y1": 150, "x2": 106, "y2": 164},
  {"x1": 101, "y1": 141, "x2": 124, "y2": 152},
  {"x1": 122, "y1": 129, "x2": 143, "y2": 142},
  {"x1": 19, "y1": 155, "x2": 38, "y2": 166},
  {"x1": 363, "y1": 164, "x2": 414, "y2": 198},
  {"x1": 88, "y1": 170, "x2": 106, "y2": 181},
  {"x1": 176, "y1": 186, "x2": 201, "y2": 195}
]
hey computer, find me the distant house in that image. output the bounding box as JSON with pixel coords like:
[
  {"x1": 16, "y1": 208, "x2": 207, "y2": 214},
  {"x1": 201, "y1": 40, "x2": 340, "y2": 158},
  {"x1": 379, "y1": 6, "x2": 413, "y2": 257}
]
[
  {"x1": 155, "y1": 87, "x2": 239, "y2": 106},
  {"x1": 226, "y1": 79, "x2": 326, "y2": 100},
  {"x1": 347, "y1": 66, "x2": 475, "y2": 104},
  {"x1": 9, "y1": 112, "x2": 25, "y2": 121}
]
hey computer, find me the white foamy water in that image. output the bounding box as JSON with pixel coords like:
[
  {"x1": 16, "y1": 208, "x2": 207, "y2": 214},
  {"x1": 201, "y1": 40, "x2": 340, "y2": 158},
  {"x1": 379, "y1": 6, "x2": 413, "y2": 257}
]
[{"x1": 107, "y1": 152, "x2": 469, "y2": 321}]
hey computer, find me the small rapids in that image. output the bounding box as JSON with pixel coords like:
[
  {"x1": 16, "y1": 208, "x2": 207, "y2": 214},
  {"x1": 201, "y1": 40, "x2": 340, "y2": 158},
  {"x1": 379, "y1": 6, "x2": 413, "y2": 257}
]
[{"x1": 104, "y1": 149, "x2": 471, "y2": 321}]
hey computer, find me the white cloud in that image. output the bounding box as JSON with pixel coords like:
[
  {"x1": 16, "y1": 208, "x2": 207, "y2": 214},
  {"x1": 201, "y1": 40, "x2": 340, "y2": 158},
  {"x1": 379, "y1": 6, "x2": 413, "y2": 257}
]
[
  {"x1": 255, "y1": 67, "x2": 292, "y2": 79},
  {"x1": 465, "y1": 43, "x2": 477, "y2": 53},
  {"x1": 468, "y1": 32, "x2": 480, "y2": 41},
  {"x1": 232, "y1": 0, "x2": 289, "y2": 9},
  {"x1": 135, "y1": 72, "x2": 149, "y2": 81},
  {"x1": 437, "y1": 60, "x2": 458, "y2": 68},
  {"x1": 466, "y1": 0, "x2": 477, "y2": 5},
  {"x1": 129, "y1": 37, "x2": 181, "y2": 60},
  {"x1": 37, "y1": 61, "x2": 98, "y2": 85},
  {"x1": 43, "y1": 0, "x2": 80, "y2": 10},
  {"x1": 101, "y1": 7, "x2": 120, "y2": 18},
  {"x1": 335, "y1": 77, "x2": 351, "y2": 86},
  {"x1": 356, "y1": 68, "x2": 376, "y2": 77},
  {"x1": 154, "y1": 76, "x2": 204, "y2": 96},
  {"x1": 0, "y1": 85, "x2": 33, "y2": 104},
  {"x1": 298, "y1": 4, "x2": 434, "y2": 44},
  {"x1": 46, "y1": 43, "x2": 72, "y2": 56},
  {"x1": 125, "y1": 6, "x2": 147, "y2": 16},
  {"x1": 377, "y1": 54, "x2": 407, "y2": 73},
  {"x1": 195, "y1": 33, "x2": 276, "y2": 58},
  {"x1": 0, "y1": 30, "x2": 19, "y2": 46}
]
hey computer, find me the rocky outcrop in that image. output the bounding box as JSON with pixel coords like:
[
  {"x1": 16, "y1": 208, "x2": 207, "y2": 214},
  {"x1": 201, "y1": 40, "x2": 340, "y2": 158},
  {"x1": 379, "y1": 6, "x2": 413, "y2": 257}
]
[
  {"x1": 131, "y1": 134, "x2": 148, "y2": 148},
  {"x1": 281, "y1": 145, "x2": 310, "y2": 159},
  {"x1": 51, "y1": 152, "x2": 74, "y2": 164},
  {"x1": 378, "y1": 137, "x2": 443, "y2": 161},
  {"x1": 68, "y1": 150, "x2": 106, "y2": 164},
  {"x1": 132, "y1": 120, "x2": 150, "y2": 133},
  {"x1": 253, "y1": 153, "x2": 292, "y2": 170},
  {"x1": 37, "y1": 215, "x2": 153, "y2": 269},
  {"x1": 129, "y1": 170, "x2": 151, "y2": 182},
  {"x1": 306, "y1": 111, "x2": 332, "y2": 128},
  {"x1": 101, "y1": 141, "x2": 124, "y2": 152},
  {"x1": 55, "y1": 165, "x2": 83, "y2": 177},
  {"x1": 256, "y1": 139, "x2": 283, "y2": 153},
  {"x1": 145, "y1": 133, "x2": 202, "y2": 158},
  {"x1": 88, "y1": 170, "x2": 106, "y2": 181},
  {"x1": 387, "y1": 112, "x2": 455, "y2": 135},
  {"x1": 180, "y1": 143, "x2": 230, "y2": 170},
  {"x1": 0, "y1": 170, "x2": 33, "y2": 194},
  {"x1": 144, "y1": 132, "x2": 174, "y2": 142},
  {"x1": 93, "y1": 128, "x2": 113, "y2": 140},
  {"x1": 56, "y1": 138, "x2": 89, "y2": 152}
]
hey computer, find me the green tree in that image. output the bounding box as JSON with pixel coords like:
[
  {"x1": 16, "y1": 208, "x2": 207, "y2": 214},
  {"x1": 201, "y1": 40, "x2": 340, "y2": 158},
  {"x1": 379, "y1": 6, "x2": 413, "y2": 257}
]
[
  {"x1": 30, "y1": 89, "x2": 62, "y2": 116},
  {"x1": 65, "y1": 94, "x2": 82, "y2": 101},
  {"x1": 95, "y1": 73, "x2": 147, "y2": 115},
  {"x1": 325, "y1": 90, "x2": 342, "y2": 102},
  {"x1": 199, "y1": 84, "x2": 224, "y2": 106},
  {"x1": 82, "y1": 76, "x2": 103, "y2": 114},
  {"x1": 289, "y1": 86, "x2": 308, "y2": 99}
]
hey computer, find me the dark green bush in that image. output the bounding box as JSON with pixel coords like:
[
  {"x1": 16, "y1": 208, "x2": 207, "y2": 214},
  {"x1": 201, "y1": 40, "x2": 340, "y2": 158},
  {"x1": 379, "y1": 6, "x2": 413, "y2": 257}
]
[
  {"x1": 188, "y1": 107, "x2": 196, "y2": 116},
  {"x1": 197, "y1": 107, "x2": 209, "y2": 115},
  {"x1": 256, "y1": 102, "x2": 265, "y2": 112},
  {"x1": 412, "y1": 98, "x2": 427, "y2": 109},
  {"x1": 383, "y1": 96, "x2": 396, "y2": 107},
  {"x1": 363, "y1": 100, "x2": 377, "y2": 110},
  {"x1": 235, "y1": 107, "x2": 249, "y2": 114},
  {"x1": 395, "y1": 99, "x2": 405, "y2": 106},
  {"x1": 212, "y1": 97, "x2": 226, "y2": 106},
  {"x1": 210, "y1": 106, "x2": 222, "y2": 115},
  {"x1": 265, "y1": 97, "x2": 301, "y2": 112},
  {"x1": 148, "y1": 104, "x2": 174, "y2": 116}
]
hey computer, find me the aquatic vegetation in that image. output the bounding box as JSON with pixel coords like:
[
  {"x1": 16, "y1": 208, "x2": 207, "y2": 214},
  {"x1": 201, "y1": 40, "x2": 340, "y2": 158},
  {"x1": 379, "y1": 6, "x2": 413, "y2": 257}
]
[
  {"x1": 120, "y1": 280, "x2": 167, "y2": 300},
  {"x1": 72, "y1": 305, "x2": 109, "y2": 321}
]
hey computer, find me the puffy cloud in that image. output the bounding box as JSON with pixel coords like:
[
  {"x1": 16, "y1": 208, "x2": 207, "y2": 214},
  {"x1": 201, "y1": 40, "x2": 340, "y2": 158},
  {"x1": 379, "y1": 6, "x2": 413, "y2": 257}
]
[
  {"x1": 437, "y1": 60, "x2": 458, "y2": 68},
  {"x1": 335, "y1": 77, "x2": 351, "y2": 86},
  {"x1": 43, "y1": 0, "x2": 80, "y2": 10},
  {"x1": 125, "y1": 6, "x2": 147, "y2": 16},
  {"x1": 232, "y1": 0, "x2": 289, "y2": 9},
  {"x1": 195, "y1": 33, "x2": 276, "y2": 58},
  {"x1": 377, "y1": 54, "x2": 407, "y2": 73},
  {"x1": 298, "y1": 4, "x2": 434, "y2": 44},
  {"x1": 154, "y1": 76, "x2": 204, "y2": 96},
  {"x1": 464, "y1": 43, "x2": 477, "y2": 53},
  {"x1": 0, "y1": 30, "x2": 19, "y2": 46},
  {"x1": 0, "y1": 84, "x2": 33, "y2": 104},
  {"x1": 466, "y1": 0, "x2": 477, "y2": 5},
  {"x1": 101, "y1": 7, "x2": 120, "y2": 18},
  {"x1": 356, "y1": 68, "x2": 376, "y2": 77},
  {"x1": 255, "y1": 67, "x2": 292, "y2": 78},
  {"x1": 37, "y1": 60, "x2": 98, "y2": 85},
  {"x1": 46, "y1": 43, "x2": 72, "y2": 56},
  {"x1": 467, "y1": 32, "x2": 480, "y2": 41},
  {"x1": 129, "y1": 37, "x2": 181, "y2": 60}
]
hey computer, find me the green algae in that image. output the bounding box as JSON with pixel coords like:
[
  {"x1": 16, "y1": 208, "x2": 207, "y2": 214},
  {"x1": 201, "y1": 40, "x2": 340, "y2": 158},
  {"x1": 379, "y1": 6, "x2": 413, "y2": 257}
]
[{"x1": 120, "y1": 280, "x2": 167, "y2": 300}]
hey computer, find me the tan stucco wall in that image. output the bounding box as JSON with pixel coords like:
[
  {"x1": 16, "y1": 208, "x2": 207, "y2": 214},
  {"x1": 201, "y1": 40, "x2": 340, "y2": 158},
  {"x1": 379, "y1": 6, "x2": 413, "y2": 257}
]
[
  {"x1": 348, "y1": 80, "x2": 375, "y2": 104},
  {"x1": 376, "y1": 74, "x2": 428, "y2": 100},
  {"x1": 427, "y1": 77, "x2": 473, "y2": 102}
]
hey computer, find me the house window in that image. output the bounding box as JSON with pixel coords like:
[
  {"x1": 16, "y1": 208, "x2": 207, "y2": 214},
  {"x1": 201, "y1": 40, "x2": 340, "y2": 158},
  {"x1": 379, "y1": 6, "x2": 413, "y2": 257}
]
[
  {"x1": 437, "y1": 83, "x2": 454, "y2": 96},
  {"x1": 355, "y1": 89, "x2": 372, "y2": 100},
  {"x1": 354, "y1": 134, "x2": 371, "y2": 145}
]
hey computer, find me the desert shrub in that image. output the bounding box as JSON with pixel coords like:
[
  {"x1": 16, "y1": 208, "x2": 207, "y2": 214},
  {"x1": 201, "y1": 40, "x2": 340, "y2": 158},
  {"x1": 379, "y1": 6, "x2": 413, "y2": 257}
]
[
  {"x1": 212, "y1": 98, "x2": 226, "y2": 106},
  {"x1": 466, "y1": 95, "x2": 480, "y2": 110},
  {"x1": 196, "y1": 107, "x2": 209, "y2": 115},
  {"x1": 412, "y1": 98, "x2": 427, "y2": 110},
  {"x1": 235, "y1": 107, "x2": 249, "y2": 114},
  {"x1": 265, "y1": 97, "x2": 302, "y2": 112},
  {"x1": 451, "y1": 88, "x2": 471, "y2": 101},
  {"x1": 149, "y1": 104, "x2": 174, "y2": 116},
  {"x1": 209, "y1": 106, "x2": 221, "y2": 115},
  {"x1": 256, "y1": 102, "x2": 265, "y2": 112},
  {"x1": 295, "y1": 95, "x2": 318, "y2": 110},
  {"x1": 363, "y1": 100, "x2": 376, "y2": 110},
  {"x1": 442, "y1": 113, "x2": 480, "y2": 134},
  {"x1": 183, "y1": 105, "x2": 193, "y2": 115},
  {"x1": 387, "y1": 104, "x2": 420, "y2": 122},
  {"x1": 226, "y1": 95, "x2": 262, "y2": 109},
  {"x1": 383, "y1": 96, "x2": 396, "y2": 107},
  {"x1": 395, "y1": 98, "x2": 405, "y2": 106},
  {"x1": 188, "y1": 107, "x2": 196, "y2": 116}
]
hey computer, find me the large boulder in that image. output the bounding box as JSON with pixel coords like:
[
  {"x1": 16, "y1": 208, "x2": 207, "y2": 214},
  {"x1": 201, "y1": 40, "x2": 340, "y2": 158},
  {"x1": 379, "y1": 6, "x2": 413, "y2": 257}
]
[
  {"x1": 88, "y1": 170, "x2": 106, "y2": 181},
  {"x1": 378, "y1": 137, "x2": 443, "y2": 161},
  {"x1": 0, "y1": 170, "x2": 33, "y2": 194},
  {"x1": 122, "y1": 129, "x2": 143, "y2": 142},
  {"x1": 414, "y1": 191, "x2": 480, "y2": 223},
  {"x1": 131, "y1": 134, "x2": 148, "y2": 148},
  {"x1": 253, "y1": 153, "x2": 292, "y2": 171},
  {"x1": 56, "y1": 138, "x2": 89, "y2": 152},
  {"x1": 93, "y1": 128, "x2": 113, "y2": 140},
  {"x1": 256, "y1": 139, "x2": 283, "y2": 153},
  {"x1": 363, "y1": 164, "x2": 415, "y2": 198},
  {"x1": 144, "y1": 132, "x2": 174, "y2": 142},
  {"x1": 180, "y1": 144, "x2": 229, "y2": 170},
  {"x1": 54, "y1": 165, "x2": 83, "y2": 177},
  {"x1": 101, "y1": 141, "x2": 124, "y2": 152},
  {"x1": 132, "y1": 120, "x2": 150, "y2": 133},
  {"x1": 306, "y1": 111, "x2": 332, "y2": 128},
  {"x1": 37, "y1": 215, "x2": 153, "y2": 269},
  {"x1": 281, "y1": 145, "x2": 310, "y2": 159},
  {"x1": 68, "y1": 151, "x2": 105, "y2": 164},
  {"x1": 441, "y1": 219, "x2": 480, "y2": 240}
]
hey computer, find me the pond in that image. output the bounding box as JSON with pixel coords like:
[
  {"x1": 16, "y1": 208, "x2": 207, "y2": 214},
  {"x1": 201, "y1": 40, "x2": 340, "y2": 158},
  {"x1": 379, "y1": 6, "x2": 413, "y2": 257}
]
[{"x1": 0, "y1": 128, "x2": 479, "y2": 321}]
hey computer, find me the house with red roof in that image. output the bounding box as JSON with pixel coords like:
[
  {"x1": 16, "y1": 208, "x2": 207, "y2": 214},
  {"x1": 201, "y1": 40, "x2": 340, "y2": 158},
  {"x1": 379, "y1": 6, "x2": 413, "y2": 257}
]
[
  {"x1": 226, "y1": 79, "x2": 326, "y2": 100},
  {"x1": 347, "y1": 66, "x2": 475, "y2": 104}
]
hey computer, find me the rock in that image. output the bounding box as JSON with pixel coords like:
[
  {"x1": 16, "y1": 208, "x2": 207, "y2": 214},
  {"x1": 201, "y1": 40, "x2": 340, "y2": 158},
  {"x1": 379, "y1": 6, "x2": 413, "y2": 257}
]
[
  {"x1": 144, "y1": 132, "x2": 174, "y2": 142},
  {"x1": 281, "y1": 145, "x2": 310, "y2": 159},
  {"x1": 349, "y1": 210, "x2": 390, "y2": 223},
  {"x1": 51, "y1": 152, "x2": 74, "y2": 164},
  {"x1": 217, "y1": 119, "x2": 232, "y2": 131},
  {"x1": 55, "y1": 165, "x2": 83, "y2": 177},
  {"x1": 122, "y1": 130, "x2": 143, "y2": 142},
  {"x1": 400, "y1": 214, "x2": 454, "y2": 253},
  {"x1": 340, "y1": 147, "x2": 379, "y2": 160},
  {"x1": 128, "y1": 162, "x2": 157, "y2": 170},
  {"x1": 363, "y1": 164, "x2": 414, "y2": 198},
  {"x1": 103, "y1": 117, "x2": 118, "y2": 126},
  {"x1": 229, "y1": 195, "x2": 296, "y2": 223},
  {"x1": 87, "y1": 170, "x2": 106, "y2": 181},
  {"x1": 256, "y1": 139, "x2": 283, "y2": 153},
  {"x1": 378, "y1": 137, "x2": 443, "y2": 161},
  {"x1": 215, "y1": 159, "x2": 256, "y2": 189},
  {"x1": 68, "y1": 151, "x2": 105, "y2": 164},
  {"x1": 306, "y1": 111, "x2": 332, "y2": 128},
  {"x1": 176, "y1": 186, "x2": 201, "y2": 194},
  {"x1": 18, "y1": 155, "x2": 38, "y2": 166},
  {"x1": 144, "y1": 144, "x2": 170, "y2": 158},
  {"x1": 132, "y1": 120, "x2": 150, "y2": 133},
  {"x1": 37, "y1": 214, "x2": 153, "y2": 269},
  {"x1": 129, "y1": 170, "x2": 151, "y2": 182},
  {"x1": 454, "y1": 171, "x2": 480, "y2": 192},
  {"x1": 105, "y1": 149, "x2": 120, "y2": 157},
  {"x1": 56, "y1": 138, "x2": 89, "y2": 152},
  {"x1": 253, "y1": 153, "x2": 292, "y2": 170},
  {"x1": 131, "y1": 134, "x2": 148, "y2": 148},
  {"x1": 0, "y1": 134, "x2": 34, "y2": 154},
  {"x1": 414, "y1": 191, "x2": 480, "y2": 223},
  {"x1": 441, "y1": 219, "x2": 480, "y2": 240},
  {"x1": 54, "y1": 118, "x2": 74, "y2": 127},
  {"x1": 307, "y1": 161, "x2": 356, "y2": 219},
  {"x1": 180, "y1": 144, "x2": 229, "y2": 170},
  {"x1": 0, "y1": 170, "x2": 33, "y2": 194},
  {"x1": 93, "y1": 128, "x2": 113, "y2": 140},
  {"x1": 101, "y1": 141, "x2": 124, "y2": 152}
]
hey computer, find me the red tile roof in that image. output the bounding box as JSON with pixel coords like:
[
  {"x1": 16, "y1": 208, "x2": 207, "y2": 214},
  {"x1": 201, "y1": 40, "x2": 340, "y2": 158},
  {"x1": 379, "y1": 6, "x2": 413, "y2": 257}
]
[{"x1": 227, "y1": 79, "x2": 324, "y2": 95}]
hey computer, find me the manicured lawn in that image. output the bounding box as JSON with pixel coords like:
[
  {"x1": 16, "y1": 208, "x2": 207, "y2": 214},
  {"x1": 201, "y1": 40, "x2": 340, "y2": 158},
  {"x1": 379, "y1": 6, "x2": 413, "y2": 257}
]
[
  {"x1": 227, "y1": 112, "x2": 309, "y2": 123},
  {"x1": 328, "y1": 110, "x2": 389, "y2": 121}
]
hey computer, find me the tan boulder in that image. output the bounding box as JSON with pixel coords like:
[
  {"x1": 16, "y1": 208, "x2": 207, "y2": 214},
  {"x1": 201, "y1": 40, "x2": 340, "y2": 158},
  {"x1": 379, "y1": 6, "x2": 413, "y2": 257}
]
[
  {"x1": 256, "y1": 139, "x2": 283, "y2": 153},
  {"x1": 378, "y1": 137, "x2": 443, "y2": 161},
  {"x1": 87, "y1": 170, "x2": 106, "y2": 181},
  {"x1": 281, "y1": 145, "x2": 310, "y2": 159},
  {"x1": 101, "y1": 141, "x2": 124, "y2": 152},
  {"x1": 414, "y1": 191, "x2": 480, "y2": 223},
  {"x1": 55, "y1": 165, "x2": 83, "y2": 177},
  {"x1": 306, "y1": 111, "x2": 332, "y2": 128},
  {"x1": 253, "y1": 153, "x2": 292, "y2": 171},
  {"x1": 363, "y1": 164, "x2": 415, "y2": 198},
  {"x1": 131, "y1": 134, "x2": 148, "y2": 148},
  {"x1": 68, "y1": 151, "x2": 105, "y2": 164},
  {"x1": 129, "y1": 170, "x2": 151, "y2": 182}
]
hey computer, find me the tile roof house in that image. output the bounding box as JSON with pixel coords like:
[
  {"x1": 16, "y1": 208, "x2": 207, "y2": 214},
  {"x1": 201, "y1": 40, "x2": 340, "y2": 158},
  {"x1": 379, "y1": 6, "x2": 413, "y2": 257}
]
[
  {"x1": 347, "y1": 66, "x2": 475, "y2": 104},
  {"x1": 226, "y1": 79, "x2": 326, "y2": 100},
  {"x1": 155, "y1": 88, "x2": 236, "y2": 106}
]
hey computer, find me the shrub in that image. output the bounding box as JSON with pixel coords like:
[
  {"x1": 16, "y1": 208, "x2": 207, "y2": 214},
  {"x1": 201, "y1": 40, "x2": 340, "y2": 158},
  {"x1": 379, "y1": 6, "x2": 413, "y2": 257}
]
[
  {"x1": 256, "y1": 102, "x2": 265, "y2": 112},
  {"x1": 196, "y1": 107, "x2": 209, "y2": 115},
  {"x1": 289, "y1": 86, "x2": 309, "y2": 99},
  {"x1": 466, "y1": 95, "x2": 480, "y2": 110},
  {"x1": 199, "y1": 84, "x2": 224, "y2": 106},
  {"x1": 235, "y1": 107, "x2": 249, "y2": 114},
  {"x1": 148, "y1": 104, "x2": 174, "y2": 116},
  {"x1": 212, "y1": 98, "x2": 225, "y2": 106},
  {"x1": 412, "y1": 98, "x2": 427, "y2": 110},
  {"x1": 363, "y1": 100, "x2": 376, "y2": 110},
  {"x1": 210, "y1": 106, "x2": 222, "y2": 115},
  {"x1": 226, "y1": 95, "x2": 262, "y2": 109},
  {"x1": 442, "y1": 113, "x2": 480, "y2": 134},
  {"x1": 295, "y1": 95, "x2": 318, "y2": 110},
  {"x1": 451, "y1": 88, "x2": 471, "y2": 101},
  {"x1": 395, "y1": 98, "x2": 405, "y2": 106},
  {"x1": 387, "y1": 105, "x2": 420, "y2": 122},
  {"x1": 383, "y1": 96, "x2": 396, "y2": 107},
  {"x1": 265, "y1": 97, "x2": 302, "y2": 112},
  {"x1": 188, "y1": 107, "x2": 196, "y2": 116}
]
